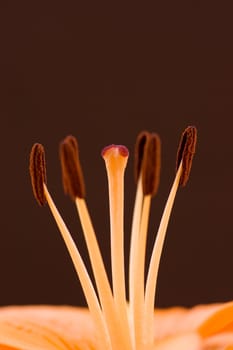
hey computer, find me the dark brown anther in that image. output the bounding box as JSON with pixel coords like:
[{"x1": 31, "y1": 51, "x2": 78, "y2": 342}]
[
  {"x1": 134, "y1": 131, "x2": 161, "y2": 196},
  {"x1": 134, "y1": 131, "x2": 151, "y2": 183},
  {"x1": 176, "y1": 126, "x2": 197, "y2": 186},
  {"x1": 29, "y1": 143, "x2": 47, "y2": 206},
  {"x1": 143, "y1": 133, "x2": 161, "y2": 196},
  {"x1": 59, "y1": 135, "x2": 86, "y2": 200}
]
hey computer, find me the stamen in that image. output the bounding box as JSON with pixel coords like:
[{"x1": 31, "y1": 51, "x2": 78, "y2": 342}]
[
  {"x1": 130, "y1": 132, "x2": 161, "y2": 348},
  {"x1": 102, "y1": 145, "x2": 132, "y2": 349},
  {"x1": 143, "y1": 126, "x2": 197, "y2": 346},
  {"x1": 29, "y1": 144, "x2": 110, "y2": 350},
  {"x1": 176, "y1": 126, "x2": 197, "y2": 186},
  {"x1": 59, "y1": 135, "x2": 86, "y2": 199},
  {"x1": 29, "y1": 143, "x2": 47, "y2": 206},
  {"x1": 59, "y1": 136, "x2": 131, "y2": 350}
]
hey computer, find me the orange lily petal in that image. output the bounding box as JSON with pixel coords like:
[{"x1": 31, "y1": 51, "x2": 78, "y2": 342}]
[
  {"x1": 198, "y1": 301, "x2": 233, "y2": 338},
  {"x1": 153, "y1": 333, "x2": 201, "y2": 350},
  {"x1": 1, "y1": 303, "x2": 233, "y2": 349},
  {"x1": 153, "y1": 304, "x2": 222, "y2": 339},
  {"x1": 153, "y1": 303, "x2": 233, "y2": 349},
  {"x1": 0, "y1": 306, "x2": 97, "y2": 350},
  {"x1": 202, "y1": 332, "x2": 233, "y2": 349}
]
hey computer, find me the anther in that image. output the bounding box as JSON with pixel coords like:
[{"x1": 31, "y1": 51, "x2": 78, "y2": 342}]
[
  {"x1": 176, "y1": 126, "x2": 197, "y2": 186},
  {"x1": 29, "y1": 143, "x2": 47, "y2": 206},
  {"x1": 134, "y1": 131, "x2": 150, "y2": 183},
  {"x1": 134, "y1": 131, "x2": 161, "y2": 196},
  {"x1": 59, "y1": 135, "x2": 86, "y2": 200}
]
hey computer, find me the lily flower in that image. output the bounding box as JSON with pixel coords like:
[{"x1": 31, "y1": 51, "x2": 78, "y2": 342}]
[{"x1": 1, "y1": 126, "x2": 233, "y2": 350}]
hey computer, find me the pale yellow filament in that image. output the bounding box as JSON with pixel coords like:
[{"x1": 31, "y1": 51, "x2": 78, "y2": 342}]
[
  {"x1": 42, "y1": 184, "x2": 110, "y2": 350},
  {"x1": 144, "y1": 161, "x2": 183, "y2": 345},
  {"x1": 75, "y1": 197, "x2": 130, "y2": 350},
  {"x1": 134, "y1": 194, "x2": 151, "y2": 348},
  {"x1": 129, "y1": 175, "x2": 143, "y2": 347}
]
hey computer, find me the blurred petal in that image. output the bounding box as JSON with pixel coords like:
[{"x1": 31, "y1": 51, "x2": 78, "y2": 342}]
[
  {"x1": 197, "y1": 302, "x2": 233, "y2": 350},
  {"x1": 1, "y1": 303, "x2": 233, "y2": 350},
  {"x1": 154, "y1": 333, "x2": 201, "y2": 350},
  {"x1": 198, "y1": 302, "x2": 233, "y2": 337},
  {"x1": 202, "y1": 332, "x2": 233, "y2": 349},
  {"x1": 153, "y1": 302, "x2": 233, "y2": 349},
  {"x1": 0, "y1": 306, "x2": 96, "y2": 350},
  {"x1": 153, "y1": 304, "x2": 222, "y2": 340}
]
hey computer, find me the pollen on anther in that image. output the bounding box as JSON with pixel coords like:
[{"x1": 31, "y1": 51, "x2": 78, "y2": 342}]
[
  {"x1": 29, "y1": 143, "x2": 47, "y2": 206},
  {"x1": 176, "y1": 126, "x2": 197, "y2": 186}
]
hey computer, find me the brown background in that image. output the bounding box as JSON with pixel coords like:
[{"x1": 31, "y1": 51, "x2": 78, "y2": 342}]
[{"x1": 1, "y1": 1, "x2": 233, "y2": 309}]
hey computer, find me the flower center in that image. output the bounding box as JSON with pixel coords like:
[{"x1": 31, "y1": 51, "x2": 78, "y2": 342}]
[{"x1": 29, "y1": 126, "x2": 197, "y2": 350}]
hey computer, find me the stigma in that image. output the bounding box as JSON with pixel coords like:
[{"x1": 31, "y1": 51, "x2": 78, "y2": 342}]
[{"x1": 29, "y1": 126, "x2": 197, "y2": 350}]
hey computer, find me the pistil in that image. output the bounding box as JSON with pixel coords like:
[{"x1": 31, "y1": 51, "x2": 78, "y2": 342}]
[{"x1": 102, "y1": 145, "x2": 132, "y2": 349}]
